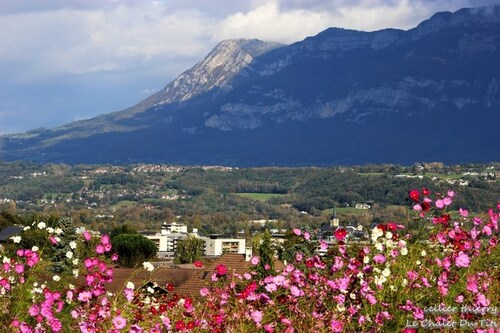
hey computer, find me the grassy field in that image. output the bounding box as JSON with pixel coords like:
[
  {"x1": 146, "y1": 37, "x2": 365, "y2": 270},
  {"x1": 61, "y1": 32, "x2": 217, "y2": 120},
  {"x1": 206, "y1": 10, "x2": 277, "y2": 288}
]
[
  {"x1": 110, "y1": 200, "x2": 138, "y2": 210},
  {"x1": 235, "y1": 193, "x2": 286, "y2": 201}
]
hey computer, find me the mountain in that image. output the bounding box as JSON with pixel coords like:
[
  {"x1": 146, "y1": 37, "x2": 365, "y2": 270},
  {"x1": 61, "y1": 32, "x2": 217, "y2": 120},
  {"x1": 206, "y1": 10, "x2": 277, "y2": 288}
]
[{"x1": 1, "y1": 5, "x2": 499, "y2": 166}]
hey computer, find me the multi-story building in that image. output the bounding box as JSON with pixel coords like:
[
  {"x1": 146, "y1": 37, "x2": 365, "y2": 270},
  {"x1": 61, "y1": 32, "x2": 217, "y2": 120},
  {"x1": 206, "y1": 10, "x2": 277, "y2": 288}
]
[
  {"x1": 203, "y1": 235, "x2": 246, "y2": 256},
  {"x1": 143, "y1": 223, "x2": 190, "y2": 260}
]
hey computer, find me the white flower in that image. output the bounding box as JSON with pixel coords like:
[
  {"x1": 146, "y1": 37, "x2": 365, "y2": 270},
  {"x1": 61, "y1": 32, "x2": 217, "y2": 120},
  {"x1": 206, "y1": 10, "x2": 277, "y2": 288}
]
[
  {"x1": 336, "y1": 304, "x2": 346, "y2": 312},
  {"x1": 72, "y1": 259, "x2": 79, "y2": 265},
  {"x1": 32, "y1": 246, "x2": 39, "y2": 252},
  {"x1": 69, "y1": 241, "x2": 77, "y2": 249},
  {"x1": 389, "y1": 285, "x2": 396, "y2": 291},
  {"x1": 375, "y1": 243, "x2": 384, "y2": 252},
  {"x1": 371, "y1": 228, "x2": 383, "y2": 241},
  {"x1": 363, "y1": 256, "x2": 370, "y2": 264},
  {"x1": 420, "y1": 250, "x2": 427, "y2": 257},
  {"x1": 53, "y1": 275, "x2": 61, "y2": 282},
  {"x1": 10, "y1": 236, "x2": 21, "y2": 243},
  {"x1": 143, "y1": 262, "x2": 154, "y2": 272},
  {"x1": 68, "y1": 284, "x2": 75, "y2": 290},
  {"x1": 47, "y1": 227, "x2": 54, "y2": 233},
  {"x1": 3, "y1": 257, "x2": 10, "y2": 263},
  {"x1": 66, "y1": 251, "x2": 73, "y2": 259},
  {"x1": 147, "y1": 286, "x2": 155, "y2": 294},
  {"x1": 382, "y1": 268, "x2": 391, "y2": 277},
  {"x1": 385, "y1": 231, "x2": 393, "y2": 240},
  {"x1": 349, "y1": 292, "x2": 356, "y2": 300},
  {"x1": 23, "y1": 226, "x2": 31, "y2": 231},
  {"x1": 37, "y1": 222, "x2": 46, "y2": 230},
  {"x1": 54, "y1": 228, "x2": 63, "y2": 235},
  {"x1": 416, "y1": 260, "x2": 421, "y2": 266},
  {"x1": 402, "y1": 279, "x2": 408, "y2": 287},
  {"x1": 126, "y1": 282, "x2": 135, "y2": 290},
  {"x1": 73, "y1": 269, "x2": 79, "y2": 278},
  {"x1": 401, "y1": 247, "x2": 408, "y2": 256}
]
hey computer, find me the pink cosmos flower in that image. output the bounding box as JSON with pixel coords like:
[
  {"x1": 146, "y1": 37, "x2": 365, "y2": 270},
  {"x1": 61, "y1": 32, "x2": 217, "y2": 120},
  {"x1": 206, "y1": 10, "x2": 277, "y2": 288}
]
[
  {"x1": 476, "y1": 293, "x2": 490, "y2": 307},
  {"x1": 95, "y1": 244, "x2": 105, "y2": 254},
  {"x1": 435, "y1": 199, "x2": 445, "y2": 209},
  {"x1": 200, "y1": 288, "x2": 209, "y2": 297},
  {"x1": 14, "y1": 263, "x2": 25, "y2": 274},
  {"x1": 101, "y1": 234, "x2": 110, "y2": 245},
  {"x1": 111, "y1": 253, "x2": 119, "y2": 261},
  {"x1": 330, "y1": 320, "x2": 343, "y2": 332},
  {"x1": 28, "y1": 305, "x2": 39, "y2": 316},
  {"x1": 373, "y1": 254, "x2": 386, "y2": 264},
  {"x1": 83, "y1": 231, "x2": 91, "y2": 241},
  {"x1": 466, "y1": 276, "x2": 478, "y2": 293},
  {"x1": 293, "y1": 228, "x2": 302, "y2": 236},
  {"x1": 455, "y1": 252, "x2": 470, "y2": 268},
  {"x1": 290, "y1": 285, "x2": 303, "y2": 297},
  {"x1": 251, "y1": 310, "x2": 263, "y2": 325},
  {"x1": 250, "y1": 256, "x2": 260, "y2": 265},
  {"x1": 112, "y1": 315, "x2": 126, "y2": 330},
  {"x1": 77, "y1": 291, "x2": 92, "y2": 303},
  {"x1": 124, "y1": 288, "x2": 134, "y2": 302},
  {"x1": 459, "y1": 208, "x2": 469, "y2": 217},
  {"x1": 49, "y1": 318, "x2": 62, "y2": 332}
]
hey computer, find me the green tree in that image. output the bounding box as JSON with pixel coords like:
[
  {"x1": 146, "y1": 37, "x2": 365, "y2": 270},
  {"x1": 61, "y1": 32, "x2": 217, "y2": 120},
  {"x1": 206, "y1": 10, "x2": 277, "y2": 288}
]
[
  {"x1": 174, "y1": 235, "x2": 204, "y2": 264},
  {"x1": 111, "y1": 234, "x2": 157, "y2": 268},
  {"x1": 257, "y1": 229, "x2": 275, "y2": 274},
  {"x1": 50, "y1": 217, "x2": 78, "y2": 273},
  {"x1": 109, "y1": 224, "x2": 137, "y2": 238}
]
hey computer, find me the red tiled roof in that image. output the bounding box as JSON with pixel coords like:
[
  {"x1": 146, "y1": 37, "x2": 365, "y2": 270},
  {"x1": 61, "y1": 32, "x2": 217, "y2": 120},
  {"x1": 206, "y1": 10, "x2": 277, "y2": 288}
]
[
  {"x1": 174, "y1": 254, "x2": 285, "y2": 298},
  {"x1": 78, "y1": 266, "x2": 199, "y2": 294}
]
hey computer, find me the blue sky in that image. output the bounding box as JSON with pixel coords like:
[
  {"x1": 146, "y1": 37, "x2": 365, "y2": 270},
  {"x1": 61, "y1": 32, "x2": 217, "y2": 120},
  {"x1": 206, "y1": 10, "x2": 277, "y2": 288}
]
[{"x1": 1, "y1": 0, "x2": 499, "y2": 134}]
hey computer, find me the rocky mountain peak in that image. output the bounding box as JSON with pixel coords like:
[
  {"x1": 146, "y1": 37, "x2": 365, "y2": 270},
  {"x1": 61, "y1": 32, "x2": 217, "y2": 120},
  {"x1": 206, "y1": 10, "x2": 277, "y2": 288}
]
[{"x1": 152, "y1": 39, "x2": 282, "y2": 105}]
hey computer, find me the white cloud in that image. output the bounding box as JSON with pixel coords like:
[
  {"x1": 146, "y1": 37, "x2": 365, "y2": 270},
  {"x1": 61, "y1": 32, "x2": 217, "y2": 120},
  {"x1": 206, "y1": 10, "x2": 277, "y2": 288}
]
[{"x1": 1, "y1": 0, "x2": 499, "y2": 134}]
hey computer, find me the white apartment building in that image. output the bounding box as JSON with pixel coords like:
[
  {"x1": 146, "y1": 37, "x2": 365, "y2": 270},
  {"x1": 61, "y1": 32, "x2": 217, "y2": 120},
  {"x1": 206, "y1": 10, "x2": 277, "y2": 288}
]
[
  {"x1": 143, "y1": 222, "x2": 190, "y2": 260},
  {"x1": 203, "y1": 235, "x2": 246, "y2": 256}
]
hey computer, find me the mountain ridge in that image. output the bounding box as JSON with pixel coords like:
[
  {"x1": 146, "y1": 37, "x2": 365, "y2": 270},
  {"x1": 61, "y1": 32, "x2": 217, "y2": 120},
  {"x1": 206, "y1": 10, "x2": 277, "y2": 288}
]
[{"x1": 1, "y1": 5, "x2": 499, "y2": 166}]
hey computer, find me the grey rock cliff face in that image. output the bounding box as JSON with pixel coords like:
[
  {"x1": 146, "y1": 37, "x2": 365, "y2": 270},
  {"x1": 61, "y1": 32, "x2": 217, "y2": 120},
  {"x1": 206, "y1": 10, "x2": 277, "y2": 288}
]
[{"x1": 146, "y1": 39, "x2": 282, "y2": 106}]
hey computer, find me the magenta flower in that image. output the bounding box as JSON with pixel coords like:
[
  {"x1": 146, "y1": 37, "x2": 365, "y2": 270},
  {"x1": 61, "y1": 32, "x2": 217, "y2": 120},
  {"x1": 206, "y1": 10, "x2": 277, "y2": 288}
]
[
  {"x1": 112, "y1": 315, "x2": 127, "y2": 330},
  {"x1": 251, "y1": 310, "x2": 263, "y2": 325},
  {"x1": 250, "y1": 256, "x2": 260, "y2": 265},
  {"x1": 216, "y1": 264, "x2": 227, "y2": 276},
  {"x1": 435, "y1": 199, "x2": 445, "y2": 209},
  {"x1": 14, "y1": 263, "x2": 24, "y2": 274},
  {"x1": 455, "y1": 252, "x2": 470, "y2": 267},
  {"x1": 330, "y1": 320, "x2": 343, "y2": 332},
  {"x1": 95, "y1": 244, "x2": 105, "y2": 254},
  {"x1": 373, "y1": 254, "x2": 386, "y2": 264}
]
